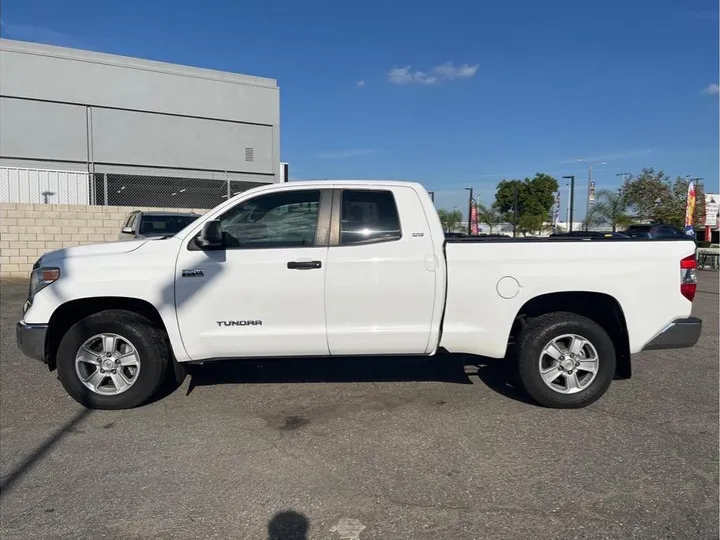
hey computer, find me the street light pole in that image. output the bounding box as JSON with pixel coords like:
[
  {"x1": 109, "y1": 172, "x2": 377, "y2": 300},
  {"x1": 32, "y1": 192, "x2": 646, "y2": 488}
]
[
  {"x1": 566, "y1": 182, "x2": 571, "y2": 228},
  {"x1": 585, "y1": 165, "x2": 593, "y2": 231},
  {"x1": 465, "y1": 187, "x2": 473, "y2": 235},
  {"x1": 428, "y1": 191, "x2": 435, "y2": 202},
  {"x1": 577, "y1": 159, "x2": 605, "y2": 231},
  {"x1": 562, "y1": 175, "x2": 575, "y2": 232},
  {"x1": 615, "y1": 172, "x2": 631, "y2": 184}
]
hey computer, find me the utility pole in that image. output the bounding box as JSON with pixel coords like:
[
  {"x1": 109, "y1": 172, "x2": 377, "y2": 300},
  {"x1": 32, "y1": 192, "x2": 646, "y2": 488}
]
[
  {"x1": 562, "y1": 175, "x2": 575, "y2": 232},
  {"x1": 465, "y1": 187, "x2": 473, "y2": 235}
]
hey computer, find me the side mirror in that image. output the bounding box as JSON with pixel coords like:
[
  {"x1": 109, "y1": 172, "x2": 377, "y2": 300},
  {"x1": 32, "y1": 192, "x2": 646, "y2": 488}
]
[
  {"x1": 121, "y1": 226, "x2": 133, "y2": 234},
  {"x1": 197, "y1": 220, "x2": 224, "y2": 249}
]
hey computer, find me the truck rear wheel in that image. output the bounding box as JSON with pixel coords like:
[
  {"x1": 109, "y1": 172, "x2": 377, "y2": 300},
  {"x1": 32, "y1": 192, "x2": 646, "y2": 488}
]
[
  {"x1": 515, "y1": 312, "x2": 616, "y2": 408},
  {"x1": 56, "y1": 310, "x2": 169, "y2": 410}
]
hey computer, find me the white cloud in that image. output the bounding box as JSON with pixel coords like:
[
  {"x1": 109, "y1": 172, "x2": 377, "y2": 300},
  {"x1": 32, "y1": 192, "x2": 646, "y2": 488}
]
[
  {"x1": 356, "y1": 80, "x2": 366, "y2": 87},
  {"x1": 701, "y1": 83, "x2": 719, "y2": 95},
  {"x1": 387, "y1": 61, "x2": 479, "y2": 86},
  {"x1": 388, "y1": 66, "x2": 438, "y2": 86},
  {"x1": 432, "y1": 61, "x2": 479, "y2": 81},
  {"x1": 314, "y1": 148, "x2": 381, "y2": 160}
]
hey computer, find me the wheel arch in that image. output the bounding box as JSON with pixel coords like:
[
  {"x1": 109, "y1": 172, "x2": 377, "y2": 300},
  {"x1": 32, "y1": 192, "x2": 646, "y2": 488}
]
[
  {"x1": 45, "y1": 297, "x2": 168, "y2": 372},
  {"x1": 510, "y1": 291, "x2": 631, "y2": 379}
]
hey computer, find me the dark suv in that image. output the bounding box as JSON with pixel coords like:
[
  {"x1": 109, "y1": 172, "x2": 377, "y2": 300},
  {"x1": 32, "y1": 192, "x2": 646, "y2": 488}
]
[
  {"x1": 623, "y1": 224, "x2": 689, "y2": 240},
  {"x1": 119, "y1": 211, "x2": 199, "y2": 241},
  {"x1": 550, "y1": 231, "x2": 630, "y2": 239}
]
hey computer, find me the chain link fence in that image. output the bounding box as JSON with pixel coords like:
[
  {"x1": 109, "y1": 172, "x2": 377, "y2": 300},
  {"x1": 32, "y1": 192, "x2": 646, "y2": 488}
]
[
  {"x1": 0, "y1": 166, "x2": 268, "y2": 209},
  {"x1": 91, "y1": 173, "x2": 266, "y2": 209}
]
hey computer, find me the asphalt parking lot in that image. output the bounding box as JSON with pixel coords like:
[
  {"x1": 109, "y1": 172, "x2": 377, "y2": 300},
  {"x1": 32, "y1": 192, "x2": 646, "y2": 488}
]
[{"x1": 1, "y1": 275, "x2": 718, "y2": 540}]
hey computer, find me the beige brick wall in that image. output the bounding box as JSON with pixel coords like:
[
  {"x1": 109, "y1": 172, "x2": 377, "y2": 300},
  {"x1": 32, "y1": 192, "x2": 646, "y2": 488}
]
[{"x1": 0, "y1": 203, "x2": 208, "y2": 279}]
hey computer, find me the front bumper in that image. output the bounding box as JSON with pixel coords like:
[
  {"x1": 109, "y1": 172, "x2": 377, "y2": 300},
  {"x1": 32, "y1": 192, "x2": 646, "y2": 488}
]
[
  {"x1": 643, "y1": 317, "x2": 703, "y2": 351},
  {"x1": 16, "y1": 321, "x2": 48, "y2": 362}
]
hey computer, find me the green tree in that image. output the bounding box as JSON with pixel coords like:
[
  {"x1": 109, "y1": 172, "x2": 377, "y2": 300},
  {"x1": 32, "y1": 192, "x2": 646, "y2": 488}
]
[
  {"x1": 437, "y1": 208, "x2": 463, "y2": 232},
  {"x1": 494, "y1": 173, "x2": 559, "y2": 234},
  {"x1": 621, "y1": 169, "x2": 705, "y2": 228},
  {"x1": 583, "y1": 204, "x2": 605, "y2": 230},
  {"x1": 475, "y1": 202, "x2": 503, "y2": 233},
  {"x1": 593, "y1": 189, "x2": 632, "y2": 232}
]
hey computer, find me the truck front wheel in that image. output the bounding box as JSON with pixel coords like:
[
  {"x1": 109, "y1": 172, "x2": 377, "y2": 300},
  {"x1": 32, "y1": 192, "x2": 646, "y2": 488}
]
[
  {"x1": 515, "y1": 312, "x2": 616, "y2": 408},
  {"x1": 56, "y1": 310, "x2": 169, "y2": 410}
]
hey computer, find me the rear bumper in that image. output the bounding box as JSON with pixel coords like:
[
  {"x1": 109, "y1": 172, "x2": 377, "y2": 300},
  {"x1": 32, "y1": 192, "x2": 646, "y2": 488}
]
[
  {"x1": 16, "y1": 321, "x2": 47, "y2": 362},
  {"x1": 643, "y1": 317, "x2": 703, "y2": 351}
]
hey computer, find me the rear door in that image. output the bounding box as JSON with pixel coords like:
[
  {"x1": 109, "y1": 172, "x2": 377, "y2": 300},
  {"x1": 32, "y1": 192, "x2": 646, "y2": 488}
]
[{"x1": 324, "y1": 186, "x2": 439, "y2": 355}]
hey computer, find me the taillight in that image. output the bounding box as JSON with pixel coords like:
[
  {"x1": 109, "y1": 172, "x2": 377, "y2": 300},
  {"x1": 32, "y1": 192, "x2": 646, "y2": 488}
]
[{"x1": 680, "y1": 254, "x2": 697, "y2": 302}]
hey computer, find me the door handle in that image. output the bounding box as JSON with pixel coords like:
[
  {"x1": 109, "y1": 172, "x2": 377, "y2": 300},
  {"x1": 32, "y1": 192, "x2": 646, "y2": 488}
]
[{"x1": 287, "y1": 260, "x2": 322, "y2": 270}]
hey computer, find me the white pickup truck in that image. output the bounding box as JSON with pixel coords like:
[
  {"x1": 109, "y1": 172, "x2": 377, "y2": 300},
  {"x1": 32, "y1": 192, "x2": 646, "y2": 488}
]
[{"x1": 16, "y1": 181, "x2": 702, "y2": 410}]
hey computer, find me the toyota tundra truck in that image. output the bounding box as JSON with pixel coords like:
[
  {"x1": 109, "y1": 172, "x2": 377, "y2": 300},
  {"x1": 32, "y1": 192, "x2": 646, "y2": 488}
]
[{"x1": 16, "y1": 181, "x2": 703, "y2": 410}]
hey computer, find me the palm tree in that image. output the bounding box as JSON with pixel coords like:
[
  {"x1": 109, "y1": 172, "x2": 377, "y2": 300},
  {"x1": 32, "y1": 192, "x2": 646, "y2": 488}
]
[
  {"x1": 475, "y1": 203, "x2": 503, "y2": 233},
  {"x1": 437, "y1": 208, "x2": 463, "y2": 232},
  {"x1": 594, "y1": 189, "x2": 632, "y2": 232},
  {"x1": 583, "y1": 204, "x2": 605, "y2": 230}
]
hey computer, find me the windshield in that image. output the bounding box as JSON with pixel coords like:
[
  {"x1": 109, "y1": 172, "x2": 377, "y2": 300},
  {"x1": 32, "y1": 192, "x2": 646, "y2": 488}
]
[{"x1": 139, "y1": 215, "x2": 198, "y2": 236}]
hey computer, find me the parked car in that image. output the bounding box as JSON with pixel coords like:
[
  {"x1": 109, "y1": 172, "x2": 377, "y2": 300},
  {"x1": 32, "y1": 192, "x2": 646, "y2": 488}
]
[
  {"x1": 623, "y1": 224, "x2": 687, "y2": 239},
  {"x1": 119, "y1": 211, "x2": 199, "y2": 241},
  {"x1": 550, "y1": 231, "x2": 630, "y2": 239},
  {"x1": 17, "y1": 181, "x2": 702, "y2": 410}
]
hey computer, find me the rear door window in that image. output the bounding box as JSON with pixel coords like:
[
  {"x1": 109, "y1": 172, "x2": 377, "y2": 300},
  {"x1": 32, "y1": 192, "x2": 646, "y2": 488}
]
[{"x1": 339, "y1": 190, "x2": 402, "y2": 245}]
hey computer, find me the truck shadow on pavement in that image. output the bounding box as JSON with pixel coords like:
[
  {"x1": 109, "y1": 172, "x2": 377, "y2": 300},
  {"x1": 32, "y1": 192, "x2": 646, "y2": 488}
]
[
  {"x1": 182, "y1": 353, "x2": 536, "y2": 405},
  {"x1": 0, "y1": 408, "x2": 92, "y2": 500}
]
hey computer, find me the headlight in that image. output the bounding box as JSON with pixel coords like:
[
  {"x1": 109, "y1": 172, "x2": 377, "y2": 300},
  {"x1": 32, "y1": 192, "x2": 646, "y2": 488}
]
[{"x1": 29, "y1": 267, "x2": 60, "y2": 298}]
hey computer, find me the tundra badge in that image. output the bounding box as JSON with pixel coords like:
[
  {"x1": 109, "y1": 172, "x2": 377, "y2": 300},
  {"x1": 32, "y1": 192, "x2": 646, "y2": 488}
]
[{"x1": 216, "y1": 320, "x2": 263, "y2": 327}]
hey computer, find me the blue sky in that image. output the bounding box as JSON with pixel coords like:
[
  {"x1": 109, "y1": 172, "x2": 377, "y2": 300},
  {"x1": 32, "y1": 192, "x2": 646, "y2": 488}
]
[{"x1": 1, "y1": 0, "x2": 718, "y2": 218}]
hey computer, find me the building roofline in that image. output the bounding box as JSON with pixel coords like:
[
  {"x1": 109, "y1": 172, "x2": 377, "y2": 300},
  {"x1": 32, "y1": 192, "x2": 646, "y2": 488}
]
[{"x1": 0, "y1": 38, "x2": 278, "y2": 89}]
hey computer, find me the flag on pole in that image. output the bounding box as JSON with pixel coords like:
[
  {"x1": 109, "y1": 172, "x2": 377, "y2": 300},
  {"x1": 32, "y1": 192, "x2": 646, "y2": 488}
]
[
  {"x1": 553, "y1": 192, "x2": 561, "y2": 226},
  {"x1": 470, "y1": 201, "x2": 479, "y2": 235},
  {"x1": 684, "y1": 180, "x2": 697, "y2": 238}
]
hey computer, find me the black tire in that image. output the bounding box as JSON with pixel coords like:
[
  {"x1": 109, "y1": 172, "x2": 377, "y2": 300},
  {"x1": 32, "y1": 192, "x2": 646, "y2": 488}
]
[
  {"x1": 515, "y1": 312, "x2": 616, "y2": 409},
  {"x1": 56, "y1": 310, "x2": 170, "y2": 410}
]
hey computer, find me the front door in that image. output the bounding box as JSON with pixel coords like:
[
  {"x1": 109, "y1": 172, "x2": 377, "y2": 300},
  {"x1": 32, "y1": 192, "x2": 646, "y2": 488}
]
[{"x1": 175, "y1": 188, "x2": 332, "y2": 360}]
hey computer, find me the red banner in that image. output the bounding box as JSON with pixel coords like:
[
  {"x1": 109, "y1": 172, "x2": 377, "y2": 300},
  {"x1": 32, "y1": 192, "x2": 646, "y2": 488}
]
[{"x1": 470, "y1": 203, "x2": 478, "y2": 235}]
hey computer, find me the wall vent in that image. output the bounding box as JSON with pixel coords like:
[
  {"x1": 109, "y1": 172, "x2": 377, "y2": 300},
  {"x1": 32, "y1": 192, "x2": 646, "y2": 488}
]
[{"x1": 244, "y1": 147, "x2": 254, "y2": 162}]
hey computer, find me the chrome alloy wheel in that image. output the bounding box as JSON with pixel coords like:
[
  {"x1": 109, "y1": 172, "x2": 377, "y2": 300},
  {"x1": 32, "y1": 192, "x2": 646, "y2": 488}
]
[
  {"x1": 538, "y1": 334, "x2": 599, "y2": 394},
  {"x1": 75, "y1": 333, "x2": 141, "y2": 395}
]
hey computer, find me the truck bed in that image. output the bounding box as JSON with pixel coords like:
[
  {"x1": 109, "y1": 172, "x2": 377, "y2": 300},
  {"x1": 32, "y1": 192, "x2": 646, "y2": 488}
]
[
  {"x1": 439, "y1": 237, "x2": 696, "y2": 358},
  {"x1": 445, "y1": 236, "x2": 695, "y2": 243}
]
